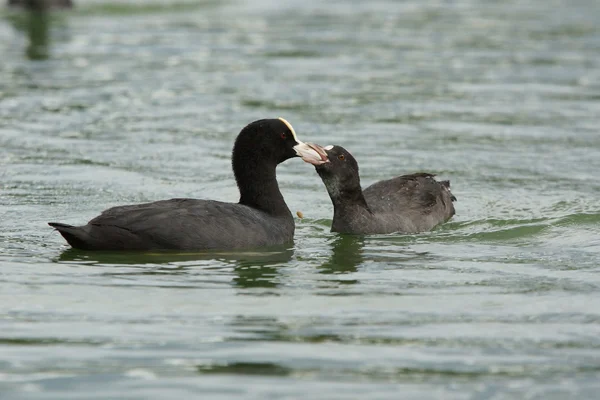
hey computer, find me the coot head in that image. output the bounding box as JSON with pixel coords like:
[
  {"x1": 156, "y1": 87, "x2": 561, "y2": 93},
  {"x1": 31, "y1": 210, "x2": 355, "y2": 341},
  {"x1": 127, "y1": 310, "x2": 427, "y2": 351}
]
[
  {"x1": 305, "y1": 145, "x2": 363, "y2": 200},
  {"x1": 232, "y1": 118, "x2": 329, "y2": 213},
  {"x1": 233, "y1": 118, "x2": 328, "y2": 167}
]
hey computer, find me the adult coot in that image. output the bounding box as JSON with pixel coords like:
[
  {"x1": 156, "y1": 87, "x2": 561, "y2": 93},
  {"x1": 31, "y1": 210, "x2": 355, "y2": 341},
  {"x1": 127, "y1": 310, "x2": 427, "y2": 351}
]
[
  {"x1": 49, "y1": 118, "x2": 328, "y2": 251},
  {"x1": 304, "y1": 144, "x2": 456, "y2": 234}
]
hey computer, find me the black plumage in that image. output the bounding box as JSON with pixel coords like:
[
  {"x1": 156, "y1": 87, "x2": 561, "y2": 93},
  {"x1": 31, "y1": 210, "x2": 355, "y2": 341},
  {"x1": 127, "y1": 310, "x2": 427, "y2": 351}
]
[{"x1": 49, "y1": 118, "x2": 324, "y2": 251}]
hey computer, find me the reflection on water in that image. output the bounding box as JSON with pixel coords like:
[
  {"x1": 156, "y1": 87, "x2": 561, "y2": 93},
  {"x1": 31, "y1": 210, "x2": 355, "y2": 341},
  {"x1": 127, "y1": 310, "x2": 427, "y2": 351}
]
[
  {"x1": 197, "y1": 361, "x2": 292, "y2": 376},
  {"x1": 232, "y1": 248, "x2": 293, "y2": 289},
  {"x1": 320, "y1": 234, "x2": 364, "y2": 275},
  {"x1": 2, "y1": 0, "x2": 600, "y2": 398},
  {"x1": 6, "y1": 11, "x2": 51, "y2": 60},
  {"x1": 233, "y1": 263, "x2": 279, "y2": 289},
  {"x1": 55, "y1": 245, "x2": 293, "y2": 266},
  {"x1": 54, "y1": 246, "x2": 294, "y2": 288},
  {"x1": 5, "y1": 4, "x2": 70, "y2": 60},
  {"x1": 24, "y1": 11, "x2": 49, "y2": 60}
]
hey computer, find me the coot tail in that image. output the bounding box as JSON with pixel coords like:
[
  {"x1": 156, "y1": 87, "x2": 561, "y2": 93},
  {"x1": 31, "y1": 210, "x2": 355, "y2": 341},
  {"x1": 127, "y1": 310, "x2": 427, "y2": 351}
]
[
  {"x1": 49, "y1": 222, "x2": 149, "y2": 250},
  {"x1": 48, "y1": 223, "x2": 90, "y2": 250}
]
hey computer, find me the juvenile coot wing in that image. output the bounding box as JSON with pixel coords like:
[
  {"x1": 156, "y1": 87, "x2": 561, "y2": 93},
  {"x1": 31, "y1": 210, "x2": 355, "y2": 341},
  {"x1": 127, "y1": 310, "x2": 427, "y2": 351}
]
[{"x1": 363, "y1": 173, "x2": 456, "y2": 224}]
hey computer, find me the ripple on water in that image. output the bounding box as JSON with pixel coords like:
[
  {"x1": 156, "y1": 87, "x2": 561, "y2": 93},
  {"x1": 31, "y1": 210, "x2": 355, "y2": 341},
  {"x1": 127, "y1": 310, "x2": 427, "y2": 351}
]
[{"x1": 2, "y1": 0, "x2": 600, "y2": 398}]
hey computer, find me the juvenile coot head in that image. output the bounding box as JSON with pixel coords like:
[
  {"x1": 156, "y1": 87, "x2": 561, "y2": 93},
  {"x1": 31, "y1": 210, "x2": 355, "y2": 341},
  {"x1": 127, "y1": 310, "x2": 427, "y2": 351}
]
[{"x1": 306, "y1": 145, "x2": 363, "y2": 201}]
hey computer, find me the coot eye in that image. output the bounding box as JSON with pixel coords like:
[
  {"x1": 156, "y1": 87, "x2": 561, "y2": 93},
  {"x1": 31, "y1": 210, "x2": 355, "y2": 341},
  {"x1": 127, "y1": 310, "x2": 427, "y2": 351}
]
[
  {"x1": 338, "y1": 154, "x2": 345, "y2": 161},
  {"x1": 280, "y1": 132, "x2": 287, "y2": 139}
]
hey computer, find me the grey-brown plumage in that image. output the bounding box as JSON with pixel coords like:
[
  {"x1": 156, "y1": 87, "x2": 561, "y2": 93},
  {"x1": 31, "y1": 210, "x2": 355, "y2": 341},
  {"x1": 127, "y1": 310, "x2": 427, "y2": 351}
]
[
  {"x1": 49, "y1": 118, "x2": 323, "y2": 251},
  {"x1": 313, "y1": 145, "x2": 456, "y2": 235}
]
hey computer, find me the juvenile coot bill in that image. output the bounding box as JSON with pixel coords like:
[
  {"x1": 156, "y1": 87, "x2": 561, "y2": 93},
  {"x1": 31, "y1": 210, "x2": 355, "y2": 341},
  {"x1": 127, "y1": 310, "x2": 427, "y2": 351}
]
[
  {"x1": 49, "y1": 118, "x2": 328, "y2": 251},
  {"x1": 303, "y1": 144, "x2": 456, "y2": 235}
]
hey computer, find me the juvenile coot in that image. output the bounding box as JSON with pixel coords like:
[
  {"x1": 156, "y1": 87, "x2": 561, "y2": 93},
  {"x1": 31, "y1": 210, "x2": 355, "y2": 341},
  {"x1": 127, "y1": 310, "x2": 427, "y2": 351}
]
[
  {"x1": 49, "y1": 118, "x2": 327, "y2": 251},
  {"x1": 304, "y1": 145, "x2": 456, "y2": 234}
]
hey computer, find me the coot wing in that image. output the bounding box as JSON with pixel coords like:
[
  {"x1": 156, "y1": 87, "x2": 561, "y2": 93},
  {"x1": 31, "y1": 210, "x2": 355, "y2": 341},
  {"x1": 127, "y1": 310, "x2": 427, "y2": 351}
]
[{"x1": 80, "y1": 198, "x2": 293, "y2": 250}]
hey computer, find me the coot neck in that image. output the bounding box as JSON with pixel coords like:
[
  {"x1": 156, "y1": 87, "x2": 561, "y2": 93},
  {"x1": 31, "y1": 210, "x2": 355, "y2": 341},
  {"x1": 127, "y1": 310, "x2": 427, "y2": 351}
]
[
  {"x1": 234, "y1": 158, "x2": 291, "y2": 217},
  {"x1": 332, "y1": 189, "x2": 371, "y2": 215},
  {"x1": 331, "y1": 193, "x2": 373, "y2": 234}
]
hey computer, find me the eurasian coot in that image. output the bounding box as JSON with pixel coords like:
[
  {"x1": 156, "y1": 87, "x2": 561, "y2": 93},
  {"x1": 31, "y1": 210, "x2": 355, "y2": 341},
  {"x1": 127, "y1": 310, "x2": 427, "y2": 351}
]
[
  {"x1": 304, "y1": 144, "x2": 456, "y2": 234},
  {"x1": 49, "y1": 118, "x2": 328, "y2": 251}
]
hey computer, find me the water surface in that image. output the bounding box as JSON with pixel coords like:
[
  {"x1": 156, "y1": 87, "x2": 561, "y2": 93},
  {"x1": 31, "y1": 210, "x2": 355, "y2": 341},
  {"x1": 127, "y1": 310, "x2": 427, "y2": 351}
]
[{"x1": 1, "y1": 0, "x2": 600, "y2": 398}]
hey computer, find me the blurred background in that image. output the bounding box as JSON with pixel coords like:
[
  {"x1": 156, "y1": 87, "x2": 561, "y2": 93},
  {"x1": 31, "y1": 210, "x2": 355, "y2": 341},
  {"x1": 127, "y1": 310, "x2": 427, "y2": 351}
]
[{"x1": 1, "y1": 0, "x2": 599, "y2": 399}]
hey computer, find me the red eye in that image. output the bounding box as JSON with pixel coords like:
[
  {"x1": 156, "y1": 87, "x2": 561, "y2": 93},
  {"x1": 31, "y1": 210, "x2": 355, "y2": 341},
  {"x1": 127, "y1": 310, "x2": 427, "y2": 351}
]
[{"x1": 280, "y1": 132, "x2": 287, "y2": 139}]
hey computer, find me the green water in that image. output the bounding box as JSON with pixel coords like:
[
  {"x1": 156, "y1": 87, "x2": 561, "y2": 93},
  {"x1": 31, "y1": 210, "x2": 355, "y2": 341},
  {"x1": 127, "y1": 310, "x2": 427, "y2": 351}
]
[{"x1": 1, "y1": 0, "x2": 600, "y2": 398}]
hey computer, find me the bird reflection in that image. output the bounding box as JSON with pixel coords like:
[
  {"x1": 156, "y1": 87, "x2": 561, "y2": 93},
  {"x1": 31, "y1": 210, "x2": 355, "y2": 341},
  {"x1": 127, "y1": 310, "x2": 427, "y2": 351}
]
[
  {"x1": 24, "y1": 10, "x2": 50, "y2": 60},
  {"x1": 6, "y1": 0, "x2": 72, "y2": 60},
  {"x1": 55, "y1": 245, "x2": 293, "y2": 267},
  {"x1": 54, "y1": 245, "x2": 294, "y2": 288},
  {"x1": 320, "y1": 234, "x2": 364, "y2": 275},
  {"x1": 232, "y1": 248, "x2": 293, "y2": 289}
]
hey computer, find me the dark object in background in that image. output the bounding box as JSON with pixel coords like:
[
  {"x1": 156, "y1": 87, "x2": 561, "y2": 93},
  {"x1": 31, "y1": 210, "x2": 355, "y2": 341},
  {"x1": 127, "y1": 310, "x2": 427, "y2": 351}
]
[
  {"x1": 8, "y1": 0, "x2": 72, "y2": 9},
  {"x1": 304, "y1": 144, "x2": 456, "y2": 234},
  {"x1": 49, "y1": 118, "x2": 326, "y2": 251},
  {"x1": 7, "y1": 0, "x2": 72, "y2": 59}
]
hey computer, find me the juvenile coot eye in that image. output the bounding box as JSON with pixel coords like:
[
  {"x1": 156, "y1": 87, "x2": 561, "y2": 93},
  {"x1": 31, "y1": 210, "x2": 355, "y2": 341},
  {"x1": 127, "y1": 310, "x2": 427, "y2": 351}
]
[
  {"x1": 338, "y1": 154, "x2": 345, "y2": 161},
  {"x1": 280, "y1": 132, "x2": 287, "y2": 139}
]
